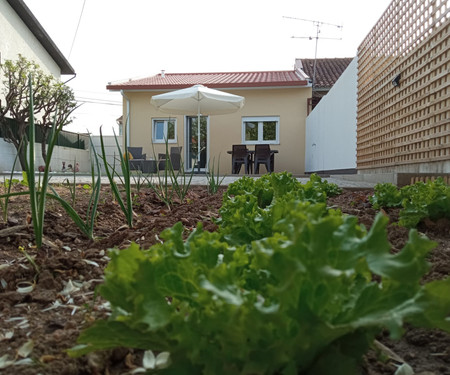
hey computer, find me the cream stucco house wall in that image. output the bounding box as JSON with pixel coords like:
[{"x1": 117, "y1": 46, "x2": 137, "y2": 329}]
[{"x1": 108, "y1": 68, "x2": 312, "y2": 175}]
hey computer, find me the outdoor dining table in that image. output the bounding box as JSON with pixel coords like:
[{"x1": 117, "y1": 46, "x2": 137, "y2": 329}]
[{"x1": 227, "y1": 148, "x2": 278, "y2": 174}]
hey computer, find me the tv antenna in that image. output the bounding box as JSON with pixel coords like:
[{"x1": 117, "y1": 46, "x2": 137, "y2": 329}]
[{"x1": 283, "y1": 16, "x2": 343, "y2": 89}]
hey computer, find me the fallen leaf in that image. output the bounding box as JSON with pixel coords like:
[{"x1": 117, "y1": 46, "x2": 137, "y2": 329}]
[
  {"x1": 82, "y1": 259, "x2": 100, "y2": 267},
  {"x1": 17, "y1": 339, "x2": 34, "y2": 358},
  {"x1": 394, "y1": 363, "x2": 414, "y2": 375},
  {"x1": 0, "y1": 354, "x2": 14, "y2": 369},
  {"x1": 40, "y1": 354, "x2": 58, "y2": 363},
  {"x1": 124, "y1": 352, "x2": 135, "y2": 369},
  {"x1": 0, "y1": 331, "x2": 14, "y2": 341}
]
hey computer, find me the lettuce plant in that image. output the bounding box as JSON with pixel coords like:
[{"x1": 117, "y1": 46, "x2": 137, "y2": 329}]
[
  {"x1": 70, "y1": 174, "x2": 450, "y2": 375},
  {"x1": 223, "y1": 172, "x2": 337, "y2": 210},
  {"x1": 302, "y1": 172, "x2": 342, "y2": 198},
  {"x1": 218, "y1": 172, "x2": 337, "y2": 245},
  {"x1": 399, "y1": 177, "x2": 450, "y2": 228},
  {"x1": 369, "y1": 182, "x2": 403, "y2": 209},
  {"x1": 370, "y1": 179, "x2": 450, "y2": 228}
]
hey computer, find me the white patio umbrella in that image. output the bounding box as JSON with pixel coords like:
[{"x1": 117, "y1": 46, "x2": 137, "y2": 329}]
[
  {"x1": 150, "y1": 84, "x2": 245, "y2": 170},
  {"x1": 150, "y1": 84, "x2": 245, "y2": 116}
]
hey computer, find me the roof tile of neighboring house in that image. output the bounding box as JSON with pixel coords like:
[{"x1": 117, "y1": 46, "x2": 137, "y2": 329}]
[
  {"x1": 107, "y1": 70, "x2": 309, "y2": 91},
  {"x1": 297, "y1": 58, "x2": 353, "y2": 89},
  {"x1": 6, "y1": 0, "x2": 75, "y2": 75}
]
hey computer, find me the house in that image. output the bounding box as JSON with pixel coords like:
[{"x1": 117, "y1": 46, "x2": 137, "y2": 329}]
[
  {"x1": 295, "y1": 57, "x2": 353, "y2": 112},
  {"x1": 0, "y1": 0, "x2": 75, "y2": 76},
  {"x1": 107, "y1": 65, "x2": 312, "y2": 175}
]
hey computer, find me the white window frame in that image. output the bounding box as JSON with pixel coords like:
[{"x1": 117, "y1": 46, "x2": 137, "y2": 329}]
[
  {"x1": 152, "y1": 118, "x2": 177, "y2": 143},
  {"x1": 242, "y1": 116, "x2": 280, "y2": 144}
]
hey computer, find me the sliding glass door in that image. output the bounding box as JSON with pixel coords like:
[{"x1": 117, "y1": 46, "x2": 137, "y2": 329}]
[{"x1": 186, "y1": 116, "x2": 208, "y2": 171}]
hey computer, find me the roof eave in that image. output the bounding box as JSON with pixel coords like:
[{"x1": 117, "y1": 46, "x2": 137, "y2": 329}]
[
  {"x1": 7, "y1": 0, "x2": 75, "y2": 75},
  {"x1": 107, "y1": 81, "x2": 309, "y2": 91}
]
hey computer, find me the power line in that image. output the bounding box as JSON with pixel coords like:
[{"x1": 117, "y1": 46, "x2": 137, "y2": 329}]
[
  {"x1": 68, "y1": 0, "x2": 87, "y2": 59},
  {"x1": 75, "y1": 96, "x2": 121, "y2": 106},
  {"x1": 76, "y1": 96, "x2": 121, "y2": 104}
]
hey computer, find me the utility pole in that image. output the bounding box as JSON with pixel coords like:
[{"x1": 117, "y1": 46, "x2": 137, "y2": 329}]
[{"x1": 283, "y1": 16, "x2": 342, "y2": 90}]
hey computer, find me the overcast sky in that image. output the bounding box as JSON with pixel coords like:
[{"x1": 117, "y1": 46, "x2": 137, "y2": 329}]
[{"x1": 23, "y1": 0, "x2": 392, "y2": 134}]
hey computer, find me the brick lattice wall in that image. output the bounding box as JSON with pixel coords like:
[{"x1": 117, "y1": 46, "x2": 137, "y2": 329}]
[{"x1": 357, "y1": 0, "x2": 449, "y2": 171}]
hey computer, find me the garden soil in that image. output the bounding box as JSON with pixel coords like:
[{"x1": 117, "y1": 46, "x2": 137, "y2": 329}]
[{"x1": 0, "y1": 185, "x2": 449, "y2": 375}]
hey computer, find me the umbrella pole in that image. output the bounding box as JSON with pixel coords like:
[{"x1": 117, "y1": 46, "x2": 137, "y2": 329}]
[{"x1": 197, "y1": 101, "x2": 201, "y2": 172}]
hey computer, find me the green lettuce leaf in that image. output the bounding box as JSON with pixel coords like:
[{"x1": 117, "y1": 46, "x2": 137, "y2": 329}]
[{"x1": 70, "y1": 173, "x2": 450, "y2": 375}]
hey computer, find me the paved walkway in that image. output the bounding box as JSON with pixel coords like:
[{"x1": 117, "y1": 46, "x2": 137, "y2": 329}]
[
  {"x1": 178, "y1": 175, "x2": 375, "y2": 188},
  {"x1": 1, "y1": 172, "x2": 376, "y2": 189}
]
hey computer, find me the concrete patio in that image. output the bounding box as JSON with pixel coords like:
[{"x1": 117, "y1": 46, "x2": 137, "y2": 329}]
[{"x1": 0, "y1": 172, "x2": 377, "y2": 189}]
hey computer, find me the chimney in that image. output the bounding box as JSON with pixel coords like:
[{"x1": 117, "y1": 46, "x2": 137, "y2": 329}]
[{"x1": 161, "y1": 70, "x2": 165, "y2": 78}]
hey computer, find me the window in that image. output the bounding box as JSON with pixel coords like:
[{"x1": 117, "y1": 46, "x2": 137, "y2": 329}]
[
  {"x1": 152, "y1": 118, "x2": 176, "y2": 143},
  {"x1": 242, "y1": 117, "x2": 279, "y2": 144}
]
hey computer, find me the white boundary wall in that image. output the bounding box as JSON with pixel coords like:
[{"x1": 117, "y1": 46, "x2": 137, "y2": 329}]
[
  {"x1": 0, "y1": 138, "x2": 90, "y2": 173},
  {"x1": 305, "y1": 57, "x2": 357, "y2": 173},
  {"x1": 90, "y1": 135, "x2": 123, "y2": 173},
  {"x1": 0, "y1": 135, "x2": 122, "y2": 174}
]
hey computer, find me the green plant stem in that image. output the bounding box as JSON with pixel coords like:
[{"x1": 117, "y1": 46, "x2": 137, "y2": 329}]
[
  {"x1": 98, "y1": 126, "x2": 133, "y2": 227},
  {"x1": 25, "y1": 75, "x2": 42, "y2": 248},
  {"x1": 24, "y1": 74, "x2": 84, "y2": 247},
  {"x1": 63, "y1": 169, "x2": 77, "y2": 207},
  {"x1": 19, "y1": 246, "x2": 40, "y2": 274},
  {"x1": 147, "y1": 139, "x2": 194, "y2": 210},
  {"x1": 206, "y1": 156, "x2": 225, "y2": 195},
  {"x1": 49, "y1": 135, "x2": 101, "y2": 239},
  {"x1": 1, "y1": 186, "x2": 99, "y2": 240},
  {"x1": 0, "y1": 140, "x2": 23, "y2": 222}
]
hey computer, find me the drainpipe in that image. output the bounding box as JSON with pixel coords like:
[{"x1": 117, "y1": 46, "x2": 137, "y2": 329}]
[
  {"x1": 63, "y1": 74, "x2": 77, "y2": 85},
  {"x1": 121, "y1": 90, "x2": 130, "y2": 148}
]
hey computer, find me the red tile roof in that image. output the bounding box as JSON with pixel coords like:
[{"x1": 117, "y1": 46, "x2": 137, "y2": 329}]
[
  {"x1": 107, "y1": 70, "x2": 309, "y2": 91},
  {"x1": 296, "y1": 58, "x2": 353, "y2": 89}
]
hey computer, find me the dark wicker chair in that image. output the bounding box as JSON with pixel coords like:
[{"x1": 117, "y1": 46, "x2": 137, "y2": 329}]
[
  {"x1": 158, "y1": 147, "x2": 182, "y2": 171},
  {"x1": 232, "y1": 144, "x2": 252, "y2": 174},
  {"x1": 127, "y1": 147, "x2": 146, "y2": 171},
  {"x1": 170, "y1": 147, "x2": 182, "y2": 170},
  {"x1": 254, "y1": 144, "x2": 273, "y2": 174},
  {"x1": 127, "y1": 147, "x2": 146, "y2": 160}
]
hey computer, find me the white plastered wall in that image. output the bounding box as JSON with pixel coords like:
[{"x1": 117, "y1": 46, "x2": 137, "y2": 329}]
[
  {"x1": 305, "y1": 57, "x2": 357, "y2": 173},
  {"x1": 0, "y1": 0, "x2": 61, "y2": 77}
]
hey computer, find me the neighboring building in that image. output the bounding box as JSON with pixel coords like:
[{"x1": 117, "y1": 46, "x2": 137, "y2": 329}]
[
  {"x1": 295, "y1": 57, "x2": 353, "y2": 112},
  {"x1": 107, "y1": 66, "x2": 312, "y2": 175},
  {"x1": 0, "y1": 0, "x2": 75, "y2": 76},
  {"x1": 0, "y1": 0, "x2": 80, "y2": 173}
]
